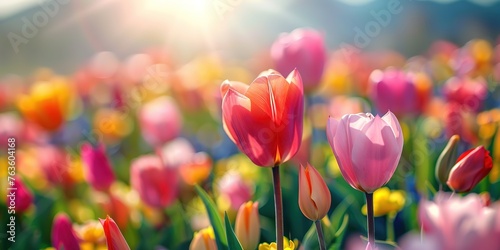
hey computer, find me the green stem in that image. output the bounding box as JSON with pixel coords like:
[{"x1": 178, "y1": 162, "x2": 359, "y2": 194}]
[
  {"x1": 272, "y1": 165, "x2": 284, "y2": 250},
  {"x1": 315, "y1": 220, "x2": 326, "y2": 250},
  {"x1": 365, "y1": 192, "x2": 375, "y2": 247},
  {"x1": 386, "y1": 213, "x2": 395, "y2": 242}
]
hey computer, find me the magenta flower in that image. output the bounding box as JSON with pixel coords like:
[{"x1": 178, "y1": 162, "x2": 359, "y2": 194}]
[
  {"x1": 81, "y1": 142, "x2": 115, "y2": 191},
  {"x1": 130, "y1": 155, "x2": 178, "y2": 208},
  {"x1": 139, "y1": 96, "x2": 182, "y2": 147},
  {"x1": 7, "y1": 178, "x2": 33, "y2": 213},
  {"x1": 326, "y1": 111, "x2": 403, "y2": 193},
  {"x1": 271, "y1": 28, "x2": 326, "y2": 90},
  {"x1": 51, "y1": 213, "x2": 81, "y2": 250},
  {"x1": 443, "y1": 76, "x2": 487, "y2": 113}
]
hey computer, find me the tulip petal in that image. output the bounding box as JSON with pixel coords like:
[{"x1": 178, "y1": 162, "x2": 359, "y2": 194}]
[{"x1": 381, "y1": 111, "x2": 404, "y2": 149}]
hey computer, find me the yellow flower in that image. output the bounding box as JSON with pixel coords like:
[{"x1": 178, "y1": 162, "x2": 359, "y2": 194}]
[
  {"x1": 93, "y1": 108, "x2": 133, "y2": 144},
  {"x1": 258, "y1": 237, "x2": 297, "y2": 250},
  {"x1": 362, "y1": 187, "x2": 405, "y2": 217}
]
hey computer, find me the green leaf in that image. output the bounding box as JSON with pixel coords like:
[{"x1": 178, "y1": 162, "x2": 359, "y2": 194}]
[
  {"x1": 300, "y1": 221, "x2": 318, "y2": 250},
  {"x1": 224, "y1": 212, "x2": 243, "y2": 250},
  {"x1": 195, "y1": 185, "x2": 227, "y2": 249},
  {"x1": 331, "y1": 214, "x2": 349, "y2": 250}
]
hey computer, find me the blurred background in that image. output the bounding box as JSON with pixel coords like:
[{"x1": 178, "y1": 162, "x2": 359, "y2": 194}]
[{"x1": 1, "y1": 0, "x2": 500, "y2": 76}]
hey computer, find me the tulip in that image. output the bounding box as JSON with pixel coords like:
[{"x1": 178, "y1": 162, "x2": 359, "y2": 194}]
[
  {"x1": 190, "y1": 227, "x2": 217, "y2": 250},
  {"x1": 139, "y1": 96, "x2": 182, "y2": 147},
  {"x1": 271, "y1": 28, "x2": 326, "y2": 90},
  {"x1": 51, "y1": 213, "x2": 81, "y2": 250},
  {"x1": 74, "y1": 220, "x2": 107, "y2": 249},
  {"x1": 93, "y1": 108, "x2": 133, "y2": 145},
  {"x1": 220, "y1": 69, "x2": 303, "y2": 167},
  {"x1": 298, "y1": 163, "x2": 331, "y2": 221},
  {"x1": 81, "y1": 142, "x2": 115, "y2": 191},
  {"x1": 443, "y1": 76, "x2": 487, "y2": 113},
  {"x1": 369, "y1": 68, "x2": 431, "y2": 116},
  {"x1": 435, "y1": 135, "x2": 460, "y2": 185},
  {"x1": 130, "y1": 155, "x2": 178, "y2": 208},
  {"x1": 446, "y1": 145, "x2": 493, "y2": 192},
  {"x1": 419, "y1": 192, "x2": 500, "y2": 250},
  {"x1": 0, "y1": 112, "x2": 23, "y2": 150},
  {"x1": 100, "y1": 215, "x2": 130, "y2": 250},
  {"x1": 235, "y1": 201, "x2": 260, "y2": 250},
  {"x1": 179, "y1": 152, "x2": 212, "y2": 185},
  {"x1": 217, "y1": 171, "x2": 252, "y2": 211},
  {"x1": 38, "y1": 146, "x2": 74, "y2": 187},
  {"x1": 326, "y1": 111, "x2": 404, "y2": 193},
  {"x1": 8, "y1": 178, "x2": 33, "y2": 213},
  {"x1": 17, "y1": 79, "x2": 73, "y2": 131}
]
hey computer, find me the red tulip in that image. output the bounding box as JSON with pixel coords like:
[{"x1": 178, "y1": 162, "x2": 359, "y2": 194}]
[
  {"x1": 446, "y1": 146, "x2": 493, "y2": 192},
  {"x1": 7, "y1": 178, "x2": 33, "y2": 213},
  {"x1": 443, "y1": 76, "x2": 487, "y2": 113},
  {"x1": 271, "y1": 28, "x2": 326, "y2": 90},
  {"x1": 130, "y1": 155, "x2": 178, "y2": 208},
  {"x1": 327, "y1": 111, "x2": 403, "y2": 193},
  {"x1": 100, "y1": 215, "x2": 131, "y2": 250},
  {"x1": 51, "y1": 213, "x2": 81, "y2": 250},
  {"x1": 81, "y1": 142, "x2": 115, "y2": 191},
  {"x1": 221, "y1": 69, "x2": 304, "y2": 167},
  {"x1": 298, "y1": 163, "x2": 331, "y2": 221}
]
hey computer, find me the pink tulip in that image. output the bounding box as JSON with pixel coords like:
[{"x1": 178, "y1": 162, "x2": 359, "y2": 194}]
[
  {"x1": 81, "y1": 142, "x2": 115, "y2": 191},
  {"x1": 218, "y1": 171, "x2": 252, "y2": 211},
  {"x1": 38, "y1": 146, "x2": 74, "y2": 187},
  {"x1": 51, "y1": 213, "x2": 81, "y2": 250},
  {"x1": 419, "y1": 192, "x2": 500, "y2": 250},
  {"x1": 447, "y1": 146, "x2": 493, "y2": 192},
  {"x1": 271, "y1": 28, "x2": 326, "y2": 90},
  {"x1": 100, "y1": 215, "x2": 131, "y2": 250},
  {"x1": 298, "y1": 163, "x2": 331, "y2": 221},
  {"x1": 443, "y1": 76, "x2": 487, "y2": 113},
  {"x1": 130, "y1": 155, "x2": 178, "y2": 208},
  {"x1": 221, "y1": 69, "x2": 303, "y2": 167},
  {"x1": 7, "y1": 178, "x2": 33, "y2": 213},
  {"x1": 326, "y1": 111, "x2": 403, "y2": 193},
  {"x1": 139, "y1": 96, "x2": 182, "y2": 147},
  {"x1": 369, "y1": 68, "x2": 431, "y2": 116},
  {"x1": 0, "y1": 112, "x2": 23, "y2": 149}
]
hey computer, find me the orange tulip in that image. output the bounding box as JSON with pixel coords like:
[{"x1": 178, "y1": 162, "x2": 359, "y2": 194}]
[
  {"x1": 298, "y1": 163, "x2": 331, "y2": 221},
  {"x1": 235, "y1": 201, "x2": 260, "y2": 250},
  {"x1": 100, "y1": 215, "x2": 130, "y2": 250},
  {"x1": 190, "y1": 227, "x2": 217, "y2": 250},
  {"x1": 221, "y1": 69, "x2": 304, "y2": 167}
]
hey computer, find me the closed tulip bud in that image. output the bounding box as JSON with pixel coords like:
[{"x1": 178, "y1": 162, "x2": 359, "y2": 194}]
[
  {"x1": 190, "y1": 227, "x2": 217, "y2": 250},
  {"x1": 51, "y1": 213, "x2": 81, "y2": 250},
  {"x1": 130, "y1": 155, "x2": 178, "y2": 208},
  {"x1": 298, "y1": 163, "x2": 331, "y2": 221},
  {"x1": 139, "y1": 96, "x2": 182, "y2": 147},
  {"x1": 221, "y1": 69, "x2": 303, "y2": 167},
  {"x1": 100, "y1": 215, "x2": 131, "y2": 250},
  {"x1": 435, "y1": 135, "x2": 460, "y2": 185},
  {"x1": 447, "y1": 146, "x2": 493, "y2": 192},
  {"x1": 81, "y1": 142, "x2": 115, "y2": 191},
  {"x1": 235, "y1": 201, "x2": 260, "y2": 250},
  {"x1": 271, "y1": 28, "x2": 326, "y2": 90},
  {"x1": 327, "y1": 111, "x2": 403, "y2": 193}
]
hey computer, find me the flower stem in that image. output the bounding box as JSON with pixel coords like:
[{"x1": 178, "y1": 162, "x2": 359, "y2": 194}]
[
  {"x1": 315, "y1": 220, "x2": 326, "y2": 250},
  {"x1": 386, "y1": 213, "x2": 395, "y2": 242},
  {"x1": 272, "y1": 165, "x2": 284, "y2": 250},
  {"x1": 365, "y1": 192, "x2": 375, "y2": 247}
]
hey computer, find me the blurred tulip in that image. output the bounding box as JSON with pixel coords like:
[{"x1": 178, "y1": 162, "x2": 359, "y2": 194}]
[
  {"x1": 38, "y1": 146, "x2": 74, "y2": 187},
  {"x1": 271, "y1": 28, "x2": 326, "y2": 90},
  {"x1": 81, "y1": 142, "x2": 115, "y2": 191},
  {"x1": 7, "y1": 178, "x2": 33, "y2": 213},
  {"x1": 17, "y1": 79, "x2": 74, "y2": 131},
  {"x1": 139, "y1": 96, "x2": 182, "y2": 147},
  {"x1": 190, "y1": 227, "x2": 217, "y2": 250},
  {"x1": 179, "y1": 152, "x2": 212, "y2": 185},
  {"x1": 419, "y1": 192, "x2": 500, "y2": 250},
  {"x1": 217, "y1": 171, "x2": 252, "y2": 211},
  {"x1": 361, "y1": 187, "x2": 405, "y2": 217},
  {"x1": 100, "y1": 215, "x2": 130, "y2": 250},
  {"x1": 258, "y1": 237, "x2": 296, "y2": 250},
  {"x1": 435, "y1": 135, "x2": 460, "y2": 185},
  {"x1": 443, "y1": 76, "x2": 487, "y2": 113},
  {"x1": 130, "y1": 155, "x2": 178, "y2": 208},
  {"x1": 51, "y1": 213, "x2": 81, "y2": 250},
  {"x1": 160, "y1": 137, "x2": 195, "y2": 168},
  {"x1": 0, "y1": 112, "x2": 23, "y2": 150},
  {"x1": 447, "y1": 146, "x2": 493, "y2": 192},
  {"x1": 93, "y1": 108, "x2": 133, "y2": 145},
  {"x1": 326, "y1": 111, "x2": 403, "y2": 193},
  {"x1": 235, "y1": 201, "x2": 260, "y2": 250},
  {"x1": 298, "y1": 163, "x2": 331, "y2": 221},
  {"x1": 221, "y1": 69, "x2": 304, "y2": 167},
  {"x1": 370, "y1": 68, "x2": 431, "y2": 116},
  {"x1": 74, "y1": 220, "x2": 106, "y2": 249}
]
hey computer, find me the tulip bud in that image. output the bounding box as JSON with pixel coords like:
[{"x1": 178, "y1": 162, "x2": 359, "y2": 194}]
[
  {"x1": 190, "y1": 227, "x2": 217, "y2": 250},
  {"x1": 447, "y1": 146, "x2": 493, "y2": 192},
  {"x1": 81, "y1": 142, "x2": 115, "y2": 191},
  {"x1": 435, "y1": 135, "x2": 460, "y2": 185},
  {"x1": 51, "y1": 213, "x2": 81, "y2": 250},
  {"x1": 7, "y1": 178, "x2": 33, "y2": 214},
  {"x1": 235, "y1": 201, "x2": 260, "y2": 250},
  {"x1": 298, "y1": 163, "x2": 331, "y2": 221},
  {"x1": 100, "y1": 215, "x2": 131, "y2": 250}
]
